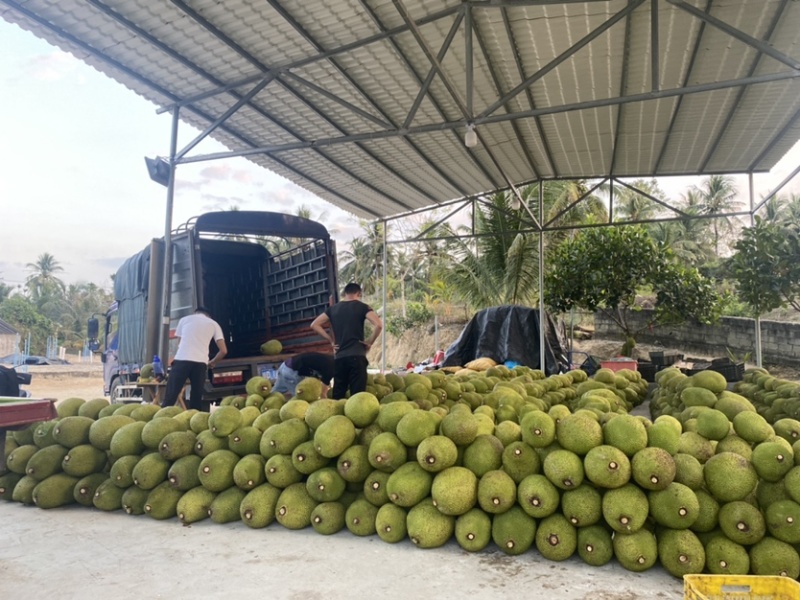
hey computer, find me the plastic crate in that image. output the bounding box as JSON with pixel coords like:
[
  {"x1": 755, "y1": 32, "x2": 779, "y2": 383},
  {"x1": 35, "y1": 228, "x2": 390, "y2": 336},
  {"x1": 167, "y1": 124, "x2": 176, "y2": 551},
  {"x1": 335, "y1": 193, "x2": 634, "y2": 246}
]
[
  {"x1": 709, "y1": 361, "x2": 745, "y2": 382},
  {"x1": 637, "y1": 361, "x2": 657, "y2": 383},
  {"x1": 600, "y1": 358, "x2": 637, "y2": 372},
  {"x1": 650, "y1": 350, "x2": 684, "y2": 366},
  {"x1": 683, "y1": 575, "x2": 800, "y2": 600}
]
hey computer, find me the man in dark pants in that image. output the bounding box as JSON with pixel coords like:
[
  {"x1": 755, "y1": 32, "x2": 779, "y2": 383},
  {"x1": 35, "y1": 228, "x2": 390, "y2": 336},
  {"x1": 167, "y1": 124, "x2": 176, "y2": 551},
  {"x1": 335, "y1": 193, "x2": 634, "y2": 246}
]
[
  {"x1": 310, "y1": 282, "x2": 383, "y2": 399},
  {"x1": 272, "y1": 351, "x2": 335, "y2": 399},
  {"x1": 162, "y1": 307, "x2": 227, "y2": 411}
]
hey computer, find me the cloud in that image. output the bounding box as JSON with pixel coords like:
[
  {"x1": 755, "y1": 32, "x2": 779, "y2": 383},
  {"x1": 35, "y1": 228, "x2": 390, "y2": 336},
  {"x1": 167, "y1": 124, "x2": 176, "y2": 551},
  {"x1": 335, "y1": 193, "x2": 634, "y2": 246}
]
[
  {"x1": 197, "y1": 163, "x2": 253, "y2": 183},
  {"x1": 23, "y1": 50, "x2": 80, "y2": 82}
]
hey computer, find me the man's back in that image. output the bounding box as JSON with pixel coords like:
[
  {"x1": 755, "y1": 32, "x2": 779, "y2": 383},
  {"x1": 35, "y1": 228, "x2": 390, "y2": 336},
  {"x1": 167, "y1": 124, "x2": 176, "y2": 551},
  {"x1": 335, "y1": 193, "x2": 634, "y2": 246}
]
[
  {"x1": 326, "y1": 300, "x2": 371, "y2": 357},
  {"x1": 174, "y1": 313, "x2": 223, "y2": 363}
]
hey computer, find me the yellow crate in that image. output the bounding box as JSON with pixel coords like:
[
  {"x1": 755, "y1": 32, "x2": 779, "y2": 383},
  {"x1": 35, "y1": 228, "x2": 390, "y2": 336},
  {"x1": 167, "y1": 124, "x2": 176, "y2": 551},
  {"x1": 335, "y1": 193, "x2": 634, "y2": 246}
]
[{"x1": 683, "y1": 575, "x2": 800, "y2": 600}]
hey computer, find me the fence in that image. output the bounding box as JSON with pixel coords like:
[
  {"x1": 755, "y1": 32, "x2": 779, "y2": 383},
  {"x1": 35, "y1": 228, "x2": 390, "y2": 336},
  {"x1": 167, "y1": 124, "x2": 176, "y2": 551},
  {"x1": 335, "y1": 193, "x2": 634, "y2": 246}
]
[{"x1": 593, "y1": 310, "x2": 800, "y2": 367}]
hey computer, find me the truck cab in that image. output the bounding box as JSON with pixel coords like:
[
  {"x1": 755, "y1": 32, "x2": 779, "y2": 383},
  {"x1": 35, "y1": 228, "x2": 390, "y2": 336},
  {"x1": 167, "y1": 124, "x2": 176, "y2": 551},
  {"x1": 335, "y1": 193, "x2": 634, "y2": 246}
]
[{"x1": 91, "y1": 211, "x2": 338, "y2": 406}]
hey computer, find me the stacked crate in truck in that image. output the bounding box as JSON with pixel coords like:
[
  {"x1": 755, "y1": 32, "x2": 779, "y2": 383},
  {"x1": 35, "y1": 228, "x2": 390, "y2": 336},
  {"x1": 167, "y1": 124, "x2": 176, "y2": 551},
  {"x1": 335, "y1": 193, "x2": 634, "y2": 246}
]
[{"x1": 267, "y1": 239, "x2": 332, "y2": 354}]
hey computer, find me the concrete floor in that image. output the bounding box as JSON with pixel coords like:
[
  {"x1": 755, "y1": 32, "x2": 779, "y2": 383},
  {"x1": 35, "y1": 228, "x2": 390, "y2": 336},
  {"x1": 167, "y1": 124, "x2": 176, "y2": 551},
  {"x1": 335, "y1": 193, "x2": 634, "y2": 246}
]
[{"x1": 0, "y1": 502, "x2": 684, "y2": 599}]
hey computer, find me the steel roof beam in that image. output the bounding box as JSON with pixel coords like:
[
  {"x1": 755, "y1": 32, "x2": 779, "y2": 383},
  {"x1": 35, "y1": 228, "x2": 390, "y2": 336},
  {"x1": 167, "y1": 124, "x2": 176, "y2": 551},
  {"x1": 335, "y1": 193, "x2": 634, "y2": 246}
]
[
  {"x1": 653, "y1": 0, "x2": 712, "y2": 173},
  {"x1": 169, "y1": 0, "x2": 418, "y2": 212},
  {"x1": 651, "y1": 0, "x2": 659, "y2": 92},
  {"x1": 176, "y1": 70, "x2": 800, "y2": 164},
  {"x1": 749, "y1": 107, "x2": 800, "y2": 173},
  {"x1": 753, "y1": 162, "x2": 800, "y2": 214},
  {"x1": 609, "y1": 3, "x2": 633, "y2": 175},
  {"x1": 665, "y1": 0, "x2": 800, "y2": 70},
  {"x1": 543, "y1": 179, "x2": 609, "y2": 228},
  {"x1": 409, "y1": 199, "x2": 472, "y2": 241},
  {"x1": 391, "y1": 0, "x2": 505, "y2": 190},
  {"x1": 699, "y1": 0, "x2": 789, "y2": 173},
  {"x1": 465, "y1": 5, "x2": 474, "y2": 116},
  {"x1": 499, "y1": 7, "x2": 553, "y2": 177},
  {"x1": 479, "y1": 0, "x2": 647, "y2": 119},
  {"x1": 613, "y1": 177, "x2": 690, "y2": 217},
  {"x1": 475, "y1": 196, "x2": 540, "y2": 231},
  {"x1": 403, "y1": 11, "x2": 465, "y2": 129},
  {"x1": 357, "y1": 0, "x2": 490, "y2": 196}
]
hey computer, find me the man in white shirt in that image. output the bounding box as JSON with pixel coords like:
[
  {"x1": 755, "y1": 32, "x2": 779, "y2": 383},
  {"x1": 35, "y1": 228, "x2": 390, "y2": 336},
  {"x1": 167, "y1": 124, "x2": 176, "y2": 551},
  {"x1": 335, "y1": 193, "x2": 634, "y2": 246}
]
[{"x1": 162, "y1": 307, "x2": 227, "y2": 410}]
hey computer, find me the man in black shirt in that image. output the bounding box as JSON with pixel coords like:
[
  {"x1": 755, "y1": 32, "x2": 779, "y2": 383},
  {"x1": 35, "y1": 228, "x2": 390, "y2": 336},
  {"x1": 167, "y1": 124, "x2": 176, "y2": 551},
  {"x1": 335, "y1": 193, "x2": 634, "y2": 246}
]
[
  {"x1": 310, "y1": 282, "x2": 383, "y2": 399},
  {"x1": 273, "y1": 352, "x2": 335, "y2": 399}
]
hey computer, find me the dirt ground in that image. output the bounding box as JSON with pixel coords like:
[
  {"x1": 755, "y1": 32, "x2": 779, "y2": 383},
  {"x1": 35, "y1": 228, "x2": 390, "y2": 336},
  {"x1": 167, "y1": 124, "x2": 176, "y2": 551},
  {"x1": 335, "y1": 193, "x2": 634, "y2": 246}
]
[{"x1": 20, "y1": 363, "x2": 106, "y2": 401}]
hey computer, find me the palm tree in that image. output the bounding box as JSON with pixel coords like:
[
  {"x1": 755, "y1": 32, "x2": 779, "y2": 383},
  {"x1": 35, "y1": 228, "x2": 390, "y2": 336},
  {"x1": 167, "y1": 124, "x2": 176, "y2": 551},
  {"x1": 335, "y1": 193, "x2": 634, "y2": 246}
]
[
  {"x1": 696, "y1": 175, "x2": 742, "y2": 255},
  {"x1": 25, "y1": 252, "x2": 65, "y2": 305},
  {"x1": 338, "y1": 220, "x2": 391, "y2": 297},
  {"x1": 612, "y1": 179, "x2": 666, "y2": 222}
]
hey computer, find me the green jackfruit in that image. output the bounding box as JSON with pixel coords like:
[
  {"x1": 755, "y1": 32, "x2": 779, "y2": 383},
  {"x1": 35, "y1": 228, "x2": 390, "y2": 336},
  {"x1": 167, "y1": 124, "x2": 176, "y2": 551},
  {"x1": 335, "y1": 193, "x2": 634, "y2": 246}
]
[
  {"x1": 176, "y1": 487, "x2": 216, "y2": 524},
  {"x1": 375, "y1": 503, "x2": 408, "y2": 543},
  {"x1": 416, "y1": 435, "x2": 458, "y2": 474},
  {"x1": 612, "y1": 528, "x2": 658, "y2": 572},
  {"x1": 275, "y1": 482, "x2": 318, "y2": 529},
  {"x1": 406, "y1": 498, "x2": 454, "y2": 548},
  {"x1": 208, "y1": 487, "x2": 247, "y2": 524},
  {"x1": 648, "y1": 482, "x2": 700, "y2": 529},
  {"x1": 239, "y1": 483, "x2": 281, "y2": 528},
  {"x1": 535, "y1": 513, "x2": 577, "y2": 562},
  {"x1": 577, "y1": 524, "x2": 614, "y2": 567},
  {"x1": 431, "y1": 466, "x2": 477, "y2": 516},
  {"x1": 208, "y1": 406, "x2": 243, "y2": 437},
  {"x1": 561, "y1": 484, "x2": 602, "y2": 528},
  {"x1": 306, "y1": 467, "x2": 346, "y2": 503},
  {"x1": 6, "y1": 444, "x2": 39, "y2": 475},
  {"x1": 73, "y1": 473, "x2": 108, "y2": 507},
  {"x1": 751, "y1": 441, "x2": 793, "y2": 482},
  {"x1": 167, "y1": 454, "x2": 202, "y2": 491},
  {"x1": 198, "y1": 449, "x2": 239, "y2": 492},
  {"x1": 583, "y1": 445, "x2": 631, "y2": 489},
  {"x1": 501, "y1": 441, "x2": 541, "y2": 483},
  {"x1": 313, "y1": 415, "x2": 356, "y2": 458},
  {"x1": 32, "y1": 420, "x2": 59, "y2": 449},
  {"x1": 367, "y1": 432, "x2": 407, "y2": 473},
  {"x1": 233, "y1": 454, "x2": 266, "y2": 491},
  {"x1": 362, "y1": 470, "x2": 390, "y2": 507},
  {"x1": 703, "y1": 452, "x2": 758, "y2": 502},
  {"x1": 704, "y1": 535, "x2": 750, "y2": 575},
  {"x1": 109, "y1": 455, "x2": 140, "y2": 488},
  {"x1": 159, "y1": 430, "x2": 197, "y2": 461},
  {"x1": 345, "y1": 496, "x2": 379, "y2": 536},
  {"x1": 109, "y1": 421, "x2": 146, "y2": 458},
  {"x1": 543, "y1": 449, "x2": 584, "y2": 490},
  {"x1": 311, "y1": 502, "x2": 346, "y2": 535},
  {"x1": 718, "y1": 501, "x2": 766, "y2": 546},
  {"x1": 765, "y1": 499, "x2": 800, "y2": 544},
  {"x1": 657, "y1": 529, "x2": 705, "y2": 578},
  {"x1": 56, "y1": 397, "x2": 85, "y2": 418},
  {"x1": 143, "y1": 481, "x2": 183, "y2": 520},
  {"x1": 132, "y1": 452, "x2": 170, "y2": 490},
  {"x1": 121, "y1": 486, "x2": 149, "y2": 515},
  {"x1": 385, "y1": 462, "x2": 432, "y2": 508},
  {"x1": 52, "y1": 416, "x2": 94, "y2": 448},
  {"x1": 264, "y1": 454, "x2": 303, "y2": 488},
  {"x1": 673, "y1": 453, "x2": 705, "y2": 490},
  {"x1": 62, "y1": 444, "x2": 107, "y2": 478},
  {"x1": 336, "y1": 445, "x2": 371, "y2": 483},
  {"x1": 195, "y1": 429, "x2": 227, "y2": 457},
  {"x1": 748, "y1": 536, "x2": 800, "y2": 578},
  {"x1": 602, "y1": 484, "x2": 649, "y2": 534},
  {"x1": 32, "y1": 473, "x2": 79, "y2": 509},
  {"x1": 517, "y1": 474, "x2": 560, "y2": 519},
  {"x1": 89, "y1": 415, "x2": 135, "y2": 450},
  {"x1": 26, "y1": 445, "x2": 69, "y2": 481},
  {"x1": 492, "y1": 505, "x2": 537, "y2": 556},
  {"x1": 462, "y1": 434, "x2": 504, "y2": 478},
  {"x1": 395, "y1": 410, "x2": 438, "y2": 447},
  {"x1": 454, "y1": 508, "x2": 492, "y2": 552},
  {"x1": 304, "y1": 399, "x2": 344, "y2": 430},
  {"x1": 92, "y1": 478, "x2": 125, "y2": 511}
]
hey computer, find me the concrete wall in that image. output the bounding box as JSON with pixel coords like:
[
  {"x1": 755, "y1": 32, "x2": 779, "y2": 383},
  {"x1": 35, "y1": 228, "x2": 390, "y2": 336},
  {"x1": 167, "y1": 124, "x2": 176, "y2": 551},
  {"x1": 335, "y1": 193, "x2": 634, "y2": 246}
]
[
  {"x1": 593, "y1": 310, "x2": 800, "y2": 367},
  {"x1": 0, "y1": 334, "x2": 16, "y2": 357}
]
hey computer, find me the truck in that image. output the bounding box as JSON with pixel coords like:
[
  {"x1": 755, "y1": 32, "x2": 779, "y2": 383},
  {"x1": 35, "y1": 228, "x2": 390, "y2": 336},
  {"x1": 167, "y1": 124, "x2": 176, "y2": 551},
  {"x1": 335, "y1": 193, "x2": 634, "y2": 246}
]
[{"x1": 88, "y1": 211, "x2": 339, "y2": 406}]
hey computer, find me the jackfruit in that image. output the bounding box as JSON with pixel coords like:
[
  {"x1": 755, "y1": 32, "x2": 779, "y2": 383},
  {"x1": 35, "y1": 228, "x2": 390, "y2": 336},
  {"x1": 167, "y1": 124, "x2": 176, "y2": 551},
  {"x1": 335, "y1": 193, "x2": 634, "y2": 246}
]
[
  {"x1": 311, "y1": 502, "x2": 346, "y2": 535},
  {"x1": 208, "y1": 487, "x2": 247, "y2": 524},
  {"x1": 395, "y1": 410, "x2": 439, "y2": 447},
  {"x1": 167, "y1": 454, "x2": 202, "y2": 491},
  {"x1": 143, "y1": 481, "x2": 182, "y2": 520},
  {"x1": 177, "y1": 486, "x2": 216, "y2": 524},
  {"x1": 543, "y1": 449, "x2": 584, "y2": 490},
  {"x1": 406, "y1": 498, "x2": 454, "y2": 548},
  {"x1": 92, "y1": 477, "x2": 125, "y2": 511},
  {"x1": 612, "y1": 528, "x2": 658, "y2": 572},
  {"x1": 462, "y1": 435, "x2": 504, "y2": 478},
  {"x1": 260, "y1": 339, "x2": 282, "y2": 355},
  {"x1": 431, "y1": 466, "x2": 477, "y2": 516},
  {"x1": 198, "y1": 449, "x2": 239, "y2": 492},
  {"x1": 109, "y1": 421, "x2": 147, "y2": 458},
  {"x1": 561, "y1": 484, "x2": 602, "y2": 527},
  {"x1": 577, "y1": 524, "x2": 614, "y2": 567},
  {"x1": 501, "y1": 441, "x2": 541, "y2": 483},
  {"x1": 602, "y1": 484, "x2": 649, "y2": 534},
  {"x1": 631, "y1": 447, "x2": 676, "y2": 491},
  {"x1": 56, "y1": 397, "x2": 86, "y2": 418},
  {"x1": 583, "y1": 445, "x2": 631, "y2": 489},
  {"x1": 26, "y1": 445, "x2": 69, "y2": 481},
  {"x1": 375, "y1": 503, "x2": 408, "y2": 543},
  {"x1": 73, "y1": 473, "x2": 108, "y2": 507},
  {"x1": 535, "y1": 513, "x2": 577, "y2": 562},
  {"x1": 336, "y1": 444, "x2": 371, "y2": 483},
  {"x1": 32, "y1": 473, "x2": 79, "y2": 509},
  {"x1": 313, "y1": 415, "x2": 356, "y2": 458},
  {"x1": 141, "y1": 417, "x2": 185, "y2": 449},
  {"x1": 132, "y1": 452, "x2": 170, "y2": 490},
  {"x1": 751, "y1": 441, "x2": 793, "y2": 482},
  {"x1": 275, "y1": 482, "x2": 318, "y2": 529},
  {"x1": 367, "y1": 432, "x2": 407, "y2": 473},
  {"x1": 673, "y1": 453, "x2": 705, "y2": 490},
  {"x1": 363, "y1": 470, "x2": 391, "y2": 507},
  {"x1": 62, "y1": 444, "x2": 107, "y2": 478},
  {"x1": 264, "y1": 454, "x2": 303, "y2": 488},
  {"x1": 386, "y1": 462, "x2": 432, "y2": 508},
  {"x1": 476, "y1": 469, "x2": 516, "y2": 515},
  {"x1": 121, "y1": 485, "x2": 149, "y2": 515},
  {"x1": 748, "y1": 536, "x2": 800, "y2": 578},
  {"x1": 291, "y1": 440, "x2": 329, "y2": 475},
  {"x1": 239, "y1": 483, "x2": 281, "y2": 528},
  {"x1": 657, "y1": 528, "x2": 705, "y2": 578},
  {"x1": 704, "y1": 535, "x2": 750, "y2": 575},
  {"x1": 52, "y1": 416, "x2": 94, "y2": 448},
  {"x1": 520, "y1": 410, "x2": 556, "y2": 448},
  {"x1": 649, "y1": 482, "x2": 700, "y2": 529},
  {"x1": 306, "y1": 467, "x2": 346, "y2": 503},
  {"x1": 209, "y1": 406, "x2": 243, "y2": 438},
  {"x1": 6, "y1": 444, "x2": 39, "y2": 475},
  {"x1": 765, "y1": 499, "x2": 800, "y2": 544},
  {"x1": 492, "y1": 505, "x2": 537, "y2": 556},
  {"x1": 517, "y1": 473, "x2": 560, "y2": 519},
  {"x1": 32, "y1": 420, "x2": 59, "y2": 449},
  {"x1": 194, "y1": 429, "x2": 227, "y2": 457},
  {"x1": 89, "y1": 414, "x2": 135, "y2": 450},
  {"x1": 718, "y1": 500, "x2": 766, "y2": 546},
  {"x1": 454, "y1": 507, "x2": 492, "y2": 552},
  {"x1": 703, "y1": 452, "x2": 758, "y2": 502},
  {"x1": 345, "y1": 496, "x2": 379, "y2": 536},
  {"x1": 232, "y1": 454, "x2": 266, "y2": 491},
  {"x1": 158, "y1": 430, "x2": 196, "y2": 461}
]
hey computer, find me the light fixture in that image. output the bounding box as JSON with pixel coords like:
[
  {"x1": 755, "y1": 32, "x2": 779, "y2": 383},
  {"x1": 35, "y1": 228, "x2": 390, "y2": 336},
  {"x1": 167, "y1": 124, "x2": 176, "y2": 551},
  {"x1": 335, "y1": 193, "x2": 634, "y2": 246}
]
[
  {"x1": 510, "y1": 196, "x2": 521, "y2": 210},
  {"x1": 145, "y1": 156, "x2": 171, "y2": 187},
  {"x1": 464, "y1": 123, "x2": 478, "y2": 148}
]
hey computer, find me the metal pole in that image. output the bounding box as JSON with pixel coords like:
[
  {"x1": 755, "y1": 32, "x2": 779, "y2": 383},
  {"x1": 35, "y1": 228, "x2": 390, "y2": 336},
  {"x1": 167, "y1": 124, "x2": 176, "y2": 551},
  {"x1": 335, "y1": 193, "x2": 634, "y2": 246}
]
[
  {"x1": 539, "y1": 182, "x2": 546, "y2": 373},
  {"x1": 159, "y1": 107, "x2": 180, "y2": 363},
  {"x1": 381, "y1": 220, "x2": 388, "y2": 373},
  {"x1": 434, "y1": 314, "x2": 440, "y2": 359},
  {"x1": 749, "y1": 172, "x2": 762, "y2": 368}
]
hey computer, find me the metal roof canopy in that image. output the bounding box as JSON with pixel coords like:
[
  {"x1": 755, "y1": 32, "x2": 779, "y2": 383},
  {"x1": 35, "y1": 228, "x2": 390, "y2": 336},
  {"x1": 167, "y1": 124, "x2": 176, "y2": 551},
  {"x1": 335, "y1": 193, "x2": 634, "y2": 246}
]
[{"x1": 2, "y1": 0, "x2": 800, "y2": 222}]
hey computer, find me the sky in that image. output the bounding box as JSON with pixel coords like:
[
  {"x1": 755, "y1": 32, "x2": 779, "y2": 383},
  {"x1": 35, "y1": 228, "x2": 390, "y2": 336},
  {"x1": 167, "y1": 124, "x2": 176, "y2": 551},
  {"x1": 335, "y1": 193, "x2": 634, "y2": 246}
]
[{"x1": 1, "y1": 18, "x2": 800, "y2": 291}]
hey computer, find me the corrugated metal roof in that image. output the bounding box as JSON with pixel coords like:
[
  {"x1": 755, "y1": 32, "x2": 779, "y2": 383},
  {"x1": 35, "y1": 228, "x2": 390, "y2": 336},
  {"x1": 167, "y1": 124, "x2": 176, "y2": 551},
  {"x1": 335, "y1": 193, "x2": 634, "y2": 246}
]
[
  {"x1": 0, "y1": 318, "x2": 19, "y2": 336},
  {"x1": 1, "y1": 0, "x2": 798, "y2": 220}
]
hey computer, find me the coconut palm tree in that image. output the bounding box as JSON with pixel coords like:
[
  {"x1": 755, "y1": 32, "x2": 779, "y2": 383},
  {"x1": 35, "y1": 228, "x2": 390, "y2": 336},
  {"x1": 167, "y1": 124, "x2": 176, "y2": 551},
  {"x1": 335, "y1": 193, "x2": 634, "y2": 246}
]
[
  {"x1": 696, "y1": 175, "x2": 742, "y2": 255},
  {"x1": 338, "y1": 220, "x2": 392, "y2": 298},
  {"x1": 25, "y1": 253, "x2": 65, "y2": 306},
  {"x1": 612, "y1": 179, "x2": 666, "y2": 222}
]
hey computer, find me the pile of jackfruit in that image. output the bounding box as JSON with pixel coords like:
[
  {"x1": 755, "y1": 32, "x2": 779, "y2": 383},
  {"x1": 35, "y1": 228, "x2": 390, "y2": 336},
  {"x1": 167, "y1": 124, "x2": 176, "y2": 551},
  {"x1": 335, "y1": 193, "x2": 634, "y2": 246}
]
[{"x1": 1, "y1": 363, "x2": 799, "y2": 581}]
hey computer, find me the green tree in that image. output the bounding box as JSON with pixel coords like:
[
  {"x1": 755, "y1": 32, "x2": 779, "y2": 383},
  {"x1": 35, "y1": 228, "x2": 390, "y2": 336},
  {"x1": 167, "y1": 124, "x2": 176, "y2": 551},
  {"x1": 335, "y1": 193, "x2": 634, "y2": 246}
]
[
  {"x1": 0, "y1": 295, "x2": 53, "y2": 354},
  {"x1": 727, "y1": 217, "x2": 800, "y2": 315},
  {"x1": 338, "y1": 220, "x2": 391, "y2": 298},
  {"x1": 696, "y1": 175, "x2": 742, "y2": 255},
  {"x1": 544, "y1": 225, "x2": 722, "y2": 354},
  {"x1": 25, "y1": 252, "x2": 65, "y2": 306},
  {"x1": 613, "y1": 179, "x2": 666, "y2": 222}
]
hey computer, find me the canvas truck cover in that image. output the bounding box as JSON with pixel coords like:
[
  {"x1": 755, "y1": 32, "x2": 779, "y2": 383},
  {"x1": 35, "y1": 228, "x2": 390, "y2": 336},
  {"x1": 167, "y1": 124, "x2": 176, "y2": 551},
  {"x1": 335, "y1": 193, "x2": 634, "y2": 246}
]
[
  {"x1": 442, "y1": 305, "x2": 569, "y2": 375},
  {"x1": 113, "y1": 245, "x2": 152, "y2": 367}
]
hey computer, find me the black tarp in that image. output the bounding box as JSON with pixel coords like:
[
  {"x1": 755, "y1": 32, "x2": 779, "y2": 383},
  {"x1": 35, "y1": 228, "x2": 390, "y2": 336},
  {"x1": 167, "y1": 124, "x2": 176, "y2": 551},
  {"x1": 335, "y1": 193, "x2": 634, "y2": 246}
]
[{"x1": 441, "y1": 305, "x2": 569, "y2": 375}]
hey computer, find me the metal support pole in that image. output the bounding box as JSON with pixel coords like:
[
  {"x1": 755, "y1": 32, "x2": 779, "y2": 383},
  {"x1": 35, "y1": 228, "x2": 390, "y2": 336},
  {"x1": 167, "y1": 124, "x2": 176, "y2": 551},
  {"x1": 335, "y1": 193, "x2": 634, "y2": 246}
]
[
  {"x1": 749, "y1": 172, "x2": 762, "y2": 368},
  {"x1": 539, "y1": 182, "x2": 546, "y2": 373},
  {"x1": 159, "y1": 107, "x2": 180, "y2": 363},
  {"x1": 381, "y1": 220, "x2": 388, "y2": 373}
]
